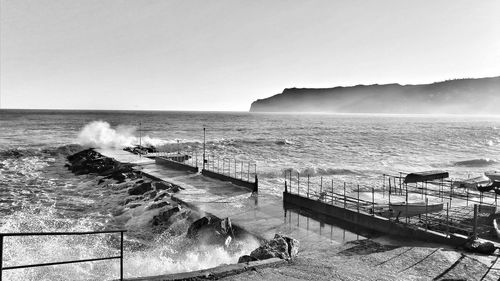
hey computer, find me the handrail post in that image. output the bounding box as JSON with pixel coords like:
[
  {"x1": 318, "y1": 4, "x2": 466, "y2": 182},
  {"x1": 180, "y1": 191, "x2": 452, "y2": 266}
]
[
  {"x1": 446, "y1": 202, "x2": 450, "y2": 237},
  {"x1": 405, "y1": 183, "x2": 408, "y2": 224},
  {"x1": 473, "y1": 204, "x2": 478, "y2": 239},
  {"x1": 382, "y1": 174, "x2": 385, "y2": 197},
  {"x1": 331, "y1": 180, "x2": 334, "y2": 205},
  {"x1": 372, "y1": 187, "x2": 375, "y2": 216},
  {"x1": 357, "y1": 184, "x2": 360, "y2": 213},
  {"x1": 344, "y1": 182, "x2": 346, "y2": 209},
  {"x1": 1, "y1": 234, "x2": 3, "y2": 281},
  {"x1": 297, "y1": 172, "x2": 300, "y2": 196},
  {"x1": 120, "y1": 231, "x2": 124, "y2": 281},
  {"x1": 307, "y1": 175, "x2": 310, "y2": 198},
  {"x1": 425, "y1": 198, "x2": 428, "y2": 230},
  {"x1": 202, "y1": 127, "x2": 206, "y2": 170}
]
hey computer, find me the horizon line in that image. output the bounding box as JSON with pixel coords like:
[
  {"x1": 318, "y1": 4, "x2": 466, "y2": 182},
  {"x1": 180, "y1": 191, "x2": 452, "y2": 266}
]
[{"x1": 2, "y1": 108, "x2": 500, "y2": 118}]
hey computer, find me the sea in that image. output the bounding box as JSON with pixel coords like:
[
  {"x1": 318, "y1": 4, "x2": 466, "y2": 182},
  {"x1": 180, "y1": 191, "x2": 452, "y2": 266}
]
[{"x1": 1, "y1": 109, "x2": 500, "y2": 280}]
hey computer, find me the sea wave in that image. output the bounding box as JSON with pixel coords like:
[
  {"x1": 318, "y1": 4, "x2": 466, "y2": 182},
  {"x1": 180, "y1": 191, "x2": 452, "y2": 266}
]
[
  {"x1": 258, "y1": 167, "x2": 361, "y2": 179},
  {"x1": 453, "y1": 158, "x2": 497, "y2": 167},
  {"x1": 207, "y1": 137, "x2": 296, "y2": 148},
  {"x1": 77, "y1": 121, "x2": 168, "y2": 149},
  {"x1": 0, "y1": 144, "x2": 84, "y2": 159}
]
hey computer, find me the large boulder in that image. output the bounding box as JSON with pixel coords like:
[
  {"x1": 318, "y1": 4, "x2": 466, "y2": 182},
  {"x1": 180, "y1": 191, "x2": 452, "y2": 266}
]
[
  {"x1": 154, "y1": 181, "x2": 173, "y2": 191},
  {"x1": 283, "y1": 235, "x2": 300, "y2": 258},
  {"x1": 128, "y1": 182, "x2": 153, "y2": 195},
  {"x1": 245, "y1": 234, "x2": 300, "y2": 261},
  {"x1": 186, "y1": 216, "x2": 234, "y2": 245},
  {"x1": 237, "y1": 255, "x2": 258, "y2": 263},
  {"x1": 152, "y1": 206, "x2": 181, "y2": 226}
]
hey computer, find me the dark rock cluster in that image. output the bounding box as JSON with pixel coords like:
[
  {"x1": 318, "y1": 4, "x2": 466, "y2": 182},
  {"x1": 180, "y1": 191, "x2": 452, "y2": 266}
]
[
  {"x1": 238, "y1": 234, "x2": 299, "y2": 263},
  {"x1": 66, "y1": 148, "x2": 138, "y2": 182},
  {"x1": 65, "y1": 148, "x2": 263, "y2": 254},
  {"x1": 123, "y1": 145, "x2": 157, "y2": 155},
  {"x1": 66, "y1": 149, "x2": 186, "y2": 231}
]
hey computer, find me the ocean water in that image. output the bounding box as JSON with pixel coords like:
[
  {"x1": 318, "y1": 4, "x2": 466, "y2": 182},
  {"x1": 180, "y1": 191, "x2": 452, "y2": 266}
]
[{"x1": 1, "y1": 109, "x2": 500, "y2": 280}]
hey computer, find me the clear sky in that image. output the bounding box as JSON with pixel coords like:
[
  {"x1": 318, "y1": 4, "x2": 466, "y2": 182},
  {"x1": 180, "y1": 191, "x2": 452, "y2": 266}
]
[{"x1": 1, "y1": 0, "x2": 499, "y2": 111}]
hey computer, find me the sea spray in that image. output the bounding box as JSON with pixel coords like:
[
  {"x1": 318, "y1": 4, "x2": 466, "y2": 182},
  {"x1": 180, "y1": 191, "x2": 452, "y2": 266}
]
[
  {"x1": 77, "y1": 121, "x2": 167, "y2": 149},
  {"x1": 0, "y1": 204, "x2": 261, "y2": 281}
]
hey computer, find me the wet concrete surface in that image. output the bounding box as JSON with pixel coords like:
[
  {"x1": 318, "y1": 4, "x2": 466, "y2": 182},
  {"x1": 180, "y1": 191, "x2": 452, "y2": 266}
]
[{"x1": 97, "y1": 149, "x2": 364, "y2": 250}]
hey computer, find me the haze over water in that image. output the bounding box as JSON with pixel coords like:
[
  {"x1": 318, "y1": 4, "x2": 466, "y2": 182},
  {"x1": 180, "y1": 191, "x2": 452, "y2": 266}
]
[{"x1": 1, "y1": 109, "x2": 500, "y2": 280}]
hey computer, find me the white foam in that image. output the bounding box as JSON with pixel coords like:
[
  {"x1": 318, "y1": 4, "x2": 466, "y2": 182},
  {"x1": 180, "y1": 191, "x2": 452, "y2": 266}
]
[{"x1": 77, "y1": 121, "x2": 167, "y2": 149}]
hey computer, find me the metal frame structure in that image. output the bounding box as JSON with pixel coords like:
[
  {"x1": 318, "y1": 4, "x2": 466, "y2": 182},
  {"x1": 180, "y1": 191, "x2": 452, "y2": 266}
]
[{"x1": 0, "y1": 230, "x2": 126, "y2": 281}]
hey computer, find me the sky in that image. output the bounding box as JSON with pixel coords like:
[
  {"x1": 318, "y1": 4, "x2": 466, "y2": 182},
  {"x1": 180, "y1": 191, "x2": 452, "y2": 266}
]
[{"x1": 1, "y1": 0, "x2": 499, "y2": 111}]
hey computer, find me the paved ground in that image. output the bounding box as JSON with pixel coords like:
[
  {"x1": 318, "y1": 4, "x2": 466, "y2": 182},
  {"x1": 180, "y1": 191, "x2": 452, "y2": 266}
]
[{"x1": 222, "y1": 241, "x2": 500, "y2": 281}]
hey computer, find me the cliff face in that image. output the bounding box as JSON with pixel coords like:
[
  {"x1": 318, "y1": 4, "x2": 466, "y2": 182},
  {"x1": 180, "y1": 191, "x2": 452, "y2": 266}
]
[{"x1": 249, "y1": 77, "x2": 500, "y2": 114}]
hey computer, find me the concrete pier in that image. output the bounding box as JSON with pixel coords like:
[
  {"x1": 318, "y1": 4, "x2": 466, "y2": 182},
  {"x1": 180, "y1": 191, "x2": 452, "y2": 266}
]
[
  {"x1": 283, "y1": 191, "x2": 469, "y2": 247},
  {"x1": 96, "y1": 149, "x2": 362, "y2": 249}
]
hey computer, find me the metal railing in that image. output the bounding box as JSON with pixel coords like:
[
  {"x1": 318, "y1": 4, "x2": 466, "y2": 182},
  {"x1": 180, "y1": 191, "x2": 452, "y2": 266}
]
[
  {"x1": 0, "y1": 230, "x2": 126, "y2": 281},
  {"x1": 204, "y1": 154, "x2": 257, "y2": 183},
  {"x1": 284, "y1": 170, "x2": 498, "y2": 239}
]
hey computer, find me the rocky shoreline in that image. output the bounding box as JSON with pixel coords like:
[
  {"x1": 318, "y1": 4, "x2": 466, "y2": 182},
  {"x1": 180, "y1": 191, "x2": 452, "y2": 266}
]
[{"x1": 65, "y1": 149, "x2": 300, "y2": 268}]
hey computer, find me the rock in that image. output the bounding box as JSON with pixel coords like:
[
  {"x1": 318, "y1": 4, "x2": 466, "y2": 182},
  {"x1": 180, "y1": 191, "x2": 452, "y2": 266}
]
[
  {"x1": 155, "y1": 181, "x2": 172, "y2": 191},
  {"x1": 121, "y1": 195, "x2": 143, "y2": 205},
  {"x1": 248, "y1": 234, "x2": 299, "y2": 261},
  {"x1": 282, "y1": 235, "x2": 300, "y2": 258},
  {"x1": 250, "y1": 235, "x2": 289, "y2": 260},
  {"x1": 144, "y1": 190, "x2": 157, "y2": 200},
  {"x1": 187, "y1": 216, "x2": 212, "y2": 238},
  {"x1": 66, "y1": 149, "x2": 121, "y2": 176},
  {"x1": 147, "y1": 201, "x2": 170, "y2": 210},
  {"x1": 127, "y1": 203, "x2": 142, "y2": 209},
  {"x1": 477, "y1": 242, "x2": 496, "y2": 255},
  {"x1": 186, "y1": 216, "x2": 234, "y2": 245},
  {"x1": 171, "y1": 185, "x2": 181, "y2": 193},
  {"x1": 128, "y1": 182, "x2": 153, "y2": 195},
  {"x1": 111, "y1": 171, "x2": 127, "y2": 183},
  {"x1": 152, "y1": 206, "x2": 181, "y2": 226},
  {"x1": 464, "y1": 239, "x2": 496, "y2": 255},
  {"x1": 154, "y1": 191, "x2": 170, "y2": 201},
  {"x1": 238, "y1": 255, "x2": 258, "y2": 263}
]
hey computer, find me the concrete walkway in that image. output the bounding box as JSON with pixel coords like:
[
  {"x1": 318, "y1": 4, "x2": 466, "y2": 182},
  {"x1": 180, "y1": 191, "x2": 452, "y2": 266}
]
[{"x1": 97, "y1": 149, "x2": 362, "y2": 251}]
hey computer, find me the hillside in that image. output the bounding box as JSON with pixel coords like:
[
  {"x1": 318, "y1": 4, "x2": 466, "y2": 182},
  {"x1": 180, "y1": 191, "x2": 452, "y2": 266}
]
[{"x1": 249, "y1": 77, "x2": 500, "y2": 114}]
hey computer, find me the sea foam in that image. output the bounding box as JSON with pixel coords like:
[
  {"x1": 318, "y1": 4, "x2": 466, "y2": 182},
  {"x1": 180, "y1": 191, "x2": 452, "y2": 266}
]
[{"x1": 77, "y1": 121, "x2": 167, "y2": 149}]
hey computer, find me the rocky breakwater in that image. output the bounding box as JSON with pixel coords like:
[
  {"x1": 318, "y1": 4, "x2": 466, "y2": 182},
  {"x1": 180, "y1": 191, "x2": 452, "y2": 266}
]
[
  {"x1": 66, "y1": 149, "x2": 194, "y2": 236},
  {"x1": 66, "y1": 149, "x2": 260, "y2": 256}
]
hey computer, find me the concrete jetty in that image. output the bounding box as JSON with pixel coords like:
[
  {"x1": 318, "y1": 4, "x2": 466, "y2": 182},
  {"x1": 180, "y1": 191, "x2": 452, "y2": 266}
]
[{"x1": 96, "y1": 149, "x2": 362, "y2": 249}]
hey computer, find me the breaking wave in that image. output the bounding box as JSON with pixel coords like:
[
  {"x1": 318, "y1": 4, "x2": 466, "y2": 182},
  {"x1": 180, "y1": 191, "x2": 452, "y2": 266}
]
[
  {"x1": 77, "y1": 121, "x2": 167, "y2": 149},
  {"x1": 0, "y1": 204, "x2": 260, "y2": 281},
  {"x1": 0, "y1": 145, "x2": 85, "y2": 159},
  {"x1": 207, "y1": 137, "x2": 296, "y2": 148},
  {"x1": 453, "y1": 158, "x2": 498, "y2": 167},
  {"x1": 258, "y1": 167, "x2": 361, "y2": 179}
]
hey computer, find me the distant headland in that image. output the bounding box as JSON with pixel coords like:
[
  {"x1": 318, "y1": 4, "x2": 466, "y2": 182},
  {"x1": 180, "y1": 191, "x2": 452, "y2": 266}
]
[{"x1": 250, "y1": 76, "x2": 500, "y2": 114}]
